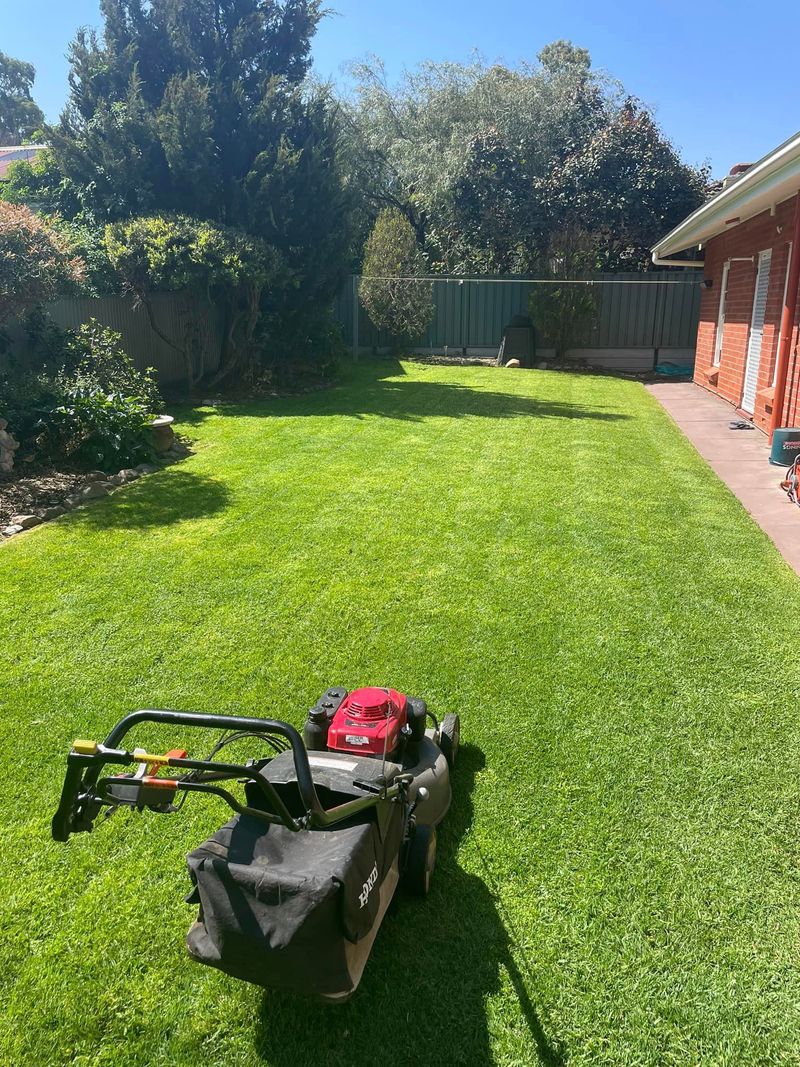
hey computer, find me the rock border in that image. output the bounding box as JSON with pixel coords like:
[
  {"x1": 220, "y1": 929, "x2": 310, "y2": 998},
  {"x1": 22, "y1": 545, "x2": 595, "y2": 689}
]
[{"x1": 1, "y1": 438, "x2": 192, "y2": 541}]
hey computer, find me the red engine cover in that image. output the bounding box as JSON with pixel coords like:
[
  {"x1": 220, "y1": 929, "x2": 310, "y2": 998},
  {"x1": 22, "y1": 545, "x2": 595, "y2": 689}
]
[{"x1": 327, "y1": 686, "x2": 408, "y2": 757}]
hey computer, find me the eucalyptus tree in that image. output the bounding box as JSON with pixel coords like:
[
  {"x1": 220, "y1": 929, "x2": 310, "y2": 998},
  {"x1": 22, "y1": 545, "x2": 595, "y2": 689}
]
[
  {"x1": 345, "y1": 42, "x2": 706, "y2": 274},
  {"x1": 0, "y1": 52, "x2": 44, "y2": 146}
]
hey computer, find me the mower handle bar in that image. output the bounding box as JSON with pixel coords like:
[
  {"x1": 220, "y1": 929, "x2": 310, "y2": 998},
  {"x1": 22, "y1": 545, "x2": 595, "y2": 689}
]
[
  {"x1": 100, "y1": 708, "x2": 320, "y2": 809},
  {"x1": 53, "y1": 708, "x2": 407, "y2": 842}
]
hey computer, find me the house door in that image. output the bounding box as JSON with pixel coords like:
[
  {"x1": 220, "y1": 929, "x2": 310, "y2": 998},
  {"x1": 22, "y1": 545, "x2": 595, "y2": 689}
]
[{"x1": 741, "y1": 249, "x2": 772, "y2": 413}]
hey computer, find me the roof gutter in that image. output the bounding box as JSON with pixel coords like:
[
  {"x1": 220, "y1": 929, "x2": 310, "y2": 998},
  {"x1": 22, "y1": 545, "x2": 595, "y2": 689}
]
[{"x1": 651, "y1": 254, "x2": 705, "y2": 269}]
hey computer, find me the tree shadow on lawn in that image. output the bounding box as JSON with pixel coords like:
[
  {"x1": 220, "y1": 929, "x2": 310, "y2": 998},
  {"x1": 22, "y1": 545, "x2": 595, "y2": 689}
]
[
  {"x1": 216, "y1": 360, "x2": 630, "y2": 425},
  {"x1": 67, "y1": 469, "x2": 230, "y2": 531},
  {"x1": 254, "y1": 744, "x2": 564, "y2": 1067}
]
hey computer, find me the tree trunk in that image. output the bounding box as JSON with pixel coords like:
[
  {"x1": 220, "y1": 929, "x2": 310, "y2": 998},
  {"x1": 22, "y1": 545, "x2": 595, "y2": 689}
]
[
  {"x1": 208, "y1": 284, "x2": 263, "y2": 388},
  {"x1": 140, "y1": 292, "x2": 196, "y2": 391}
]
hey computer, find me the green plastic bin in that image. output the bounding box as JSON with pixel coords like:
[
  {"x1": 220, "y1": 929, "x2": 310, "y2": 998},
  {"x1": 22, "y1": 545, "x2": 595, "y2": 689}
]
[{"x1": 769, "y1": 427, "x2": 800, "y2": 467}]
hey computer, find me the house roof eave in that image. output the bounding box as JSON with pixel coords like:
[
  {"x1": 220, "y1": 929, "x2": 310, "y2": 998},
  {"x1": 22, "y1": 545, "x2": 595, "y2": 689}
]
[{"x1": 651, "y1": 130, "x2": 800, "y2": 260}]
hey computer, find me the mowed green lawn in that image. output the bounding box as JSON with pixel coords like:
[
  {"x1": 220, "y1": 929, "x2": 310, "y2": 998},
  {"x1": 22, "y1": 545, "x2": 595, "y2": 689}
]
[{"x1": 2, "y1": 359, "x2": 800, "y2": 1067}]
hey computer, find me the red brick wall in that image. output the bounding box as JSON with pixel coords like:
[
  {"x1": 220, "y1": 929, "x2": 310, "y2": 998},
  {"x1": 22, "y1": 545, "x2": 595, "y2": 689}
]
[{"x1": 694, "y1": 194, "x2": 800, "y2": 432}]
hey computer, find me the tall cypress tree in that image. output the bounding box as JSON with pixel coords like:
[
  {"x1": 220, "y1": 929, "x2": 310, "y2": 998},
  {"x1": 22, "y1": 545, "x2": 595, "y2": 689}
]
[{"x1": 47, "y1": 0, "x2": 353, "y2": 375}]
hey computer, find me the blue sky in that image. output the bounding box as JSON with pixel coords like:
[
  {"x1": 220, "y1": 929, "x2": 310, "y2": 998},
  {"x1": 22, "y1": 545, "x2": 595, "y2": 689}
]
[{"x1": 3, "y1": 0, "x2": 799, "y2": 177}]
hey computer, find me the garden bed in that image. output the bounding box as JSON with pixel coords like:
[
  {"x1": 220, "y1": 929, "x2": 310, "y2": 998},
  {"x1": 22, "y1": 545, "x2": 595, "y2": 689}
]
[{"x1": 0, "y1": 466, "x2": 90, "y2": 527}]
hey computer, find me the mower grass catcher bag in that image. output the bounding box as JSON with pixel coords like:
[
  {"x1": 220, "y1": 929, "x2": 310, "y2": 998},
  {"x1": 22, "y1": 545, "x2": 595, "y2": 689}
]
[{"x1": 185, "y1": 751, "x2": 405, "y2": 998}]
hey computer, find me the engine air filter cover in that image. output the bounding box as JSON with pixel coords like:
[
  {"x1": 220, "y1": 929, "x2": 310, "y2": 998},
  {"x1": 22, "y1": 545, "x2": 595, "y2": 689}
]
[{"x1": 327, "y1": 687, "x2": 408, "y2": 756}]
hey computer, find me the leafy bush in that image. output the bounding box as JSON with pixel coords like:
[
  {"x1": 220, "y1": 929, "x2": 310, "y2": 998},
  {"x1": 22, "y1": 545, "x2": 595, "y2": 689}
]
[
  {"x1": 528, "y1": 227, "x2": 599, "y2": 360},
  {"x1": 47, "y1": 388, "x2": 155, "y2": 471},
  {"x1": 359, "y1": 209, "x2": 433, "y2": 344},
  {"x1": 61, "y1": 319, "x2": 161, "y2": 411},
  {"x1": 0, "y1": 202, "x2": 84, "y2": 327},
  {"x1": 104, "y1": 214, "x2": 285, "y2": 388},
  {"x1": 0, "y1": 367, "x2": 63, "y2": 444},
  {"x1": 0, "y1": 319, "x2": 162, "y2": 471},
  {"x1": 272, "y1": 310, "x2": 347, "y2": 387},
  {"x1": 54, "y1": 220, "x2": 118, "y2": 295}
]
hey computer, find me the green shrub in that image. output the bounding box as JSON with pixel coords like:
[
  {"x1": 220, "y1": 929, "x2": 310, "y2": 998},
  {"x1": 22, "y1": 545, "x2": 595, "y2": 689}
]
[
  {"x1": 0, "y1": 319, "x2": 162, "y2": 471},
  {"x1": 47, "y1": 388, "x2": 156, "y2": 471},
  {"x1": 528, "y1": 228, "x2": 599, "y2": 360},
  {"x1": 61, "y1": 319, "x2": 162, "y2": 411},
  {"x1": 359, "y1": 209, "x2": 433, "y2": 345},
  {"x1": 1, "y1": 367, "x2": 63, "y2": 444}
]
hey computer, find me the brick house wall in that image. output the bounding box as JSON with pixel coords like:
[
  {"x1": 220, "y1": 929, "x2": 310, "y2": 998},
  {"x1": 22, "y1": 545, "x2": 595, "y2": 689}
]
[{"x1": 694, "y1": 192, "x2": 800, "y2": 432}]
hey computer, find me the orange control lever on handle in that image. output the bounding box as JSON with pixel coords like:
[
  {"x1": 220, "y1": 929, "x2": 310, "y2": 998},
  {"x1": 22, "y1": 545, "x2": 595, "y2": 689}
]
[{"x1": 146, "y1": 749, "x2": 187, "y2": 777}]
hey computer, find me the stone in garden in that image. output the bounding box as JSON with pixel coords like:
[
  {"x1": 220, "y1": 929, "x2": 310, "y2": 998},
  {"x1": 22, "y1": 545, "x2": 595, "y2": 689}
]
[
  {"x1": 537, "y1": 361, "x2": 548, "y2": 369},
  {"x1": 505, "y1": 359, "x2": 521, "y2": 369},
  {"x1": 2, "y1": 525, "x2": 23, "y2": 537},
  {"x1": 0, "y1": 418, "x2": 6, "y2": 430},
  {"x1": 136, "y1": 464, "x2": 158, "y2": 474},
  {"x1": 118, "y1": 468, "x2": 140, "y2": 481},
  {"x1": 84, "y1": 470, "x2": 108, "y2": 482},
  {"x1": 41, "y1": 506, "x2": 66, "y2": 521},
  {"x1": 9, "y1": 514, "x2": 42, "y2": 529},
  {"x1": 81, "y1": 482, "x2": 113, "y2": 499}
]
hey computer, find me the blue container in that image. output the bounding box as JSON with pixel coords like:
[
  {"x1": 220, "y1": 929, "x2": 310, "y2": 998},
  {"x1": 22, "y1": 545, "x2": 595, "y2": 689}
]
[{"x1": 769, "y1": 427, "x2": 800, "y2": 466}]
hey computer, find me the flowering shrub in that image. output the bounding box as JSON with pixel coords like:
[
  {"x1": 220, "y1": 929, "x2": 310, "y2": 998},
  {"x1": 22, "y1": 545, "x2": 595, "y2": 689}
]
[{"x1": 0, "y1": 202, "x2": 84, "y2": 326}]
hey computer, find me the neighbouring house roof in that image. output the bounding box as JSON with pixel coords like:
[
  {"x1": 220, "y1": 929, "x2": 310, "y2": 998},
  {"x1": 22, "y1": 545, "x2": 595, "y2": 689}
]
[
  {"x1": 0, "y1": 145, "x2": 45, "y2": 180},
  {"x1": 652, "y1": 130, "x2": 800, "y2": 261}
]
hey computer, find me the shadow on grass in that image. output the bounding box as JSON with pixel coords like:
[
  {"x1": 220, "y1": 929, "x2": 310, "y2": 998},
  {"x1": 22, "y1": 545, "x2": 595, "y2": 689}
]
[
  {"x1": 254, "y1": 745, "x2": 564, "y2": 1067},
  {"x1": 68, "y1": 469, "x2": 230, "y2": 530},
  {"x1": 213, "y1": 360, "x2": 629, "y2": 425}
]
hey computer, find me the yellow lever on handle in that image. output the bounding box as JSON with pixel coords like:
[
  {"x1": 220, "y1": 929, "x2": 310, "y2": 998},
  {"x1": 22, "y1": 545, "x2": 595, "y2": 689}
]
[
  {"x1": 131, "y1": 748, "x2": 171, "y2": 766},
  {"x1": 72, "y1": 739, "x2": 98, "y2": 755}
]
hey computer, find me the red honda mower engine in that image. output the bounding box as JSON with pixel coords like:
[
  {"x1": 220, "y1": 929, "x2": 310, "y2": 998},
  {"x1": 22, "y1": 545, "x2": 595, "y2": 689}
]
[{"x1": 303, "y1": 686, "x2": 427, "y2": 759}]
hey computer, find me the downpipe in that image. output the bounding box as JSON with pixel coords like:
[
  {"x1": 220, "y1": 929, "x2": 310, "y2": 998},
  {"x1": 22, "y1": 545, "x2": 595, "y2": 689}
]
[{"x1": 770, "y1": 191, "x2": 800, "y2": 441}]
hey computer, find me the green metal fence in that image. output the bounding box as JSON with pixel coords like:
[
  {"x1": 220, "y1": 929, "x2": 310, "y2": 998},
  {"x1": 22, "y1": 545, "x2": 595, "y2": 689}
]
[
  {"x1": 2, "y1": 271, "x2": 701, "y2": 384},
  {"x1": 1, "y1": 292, "x2": 223, "y2": 385},
  {"x1": 336, "y1": 272, "x2": 702, "y2": 357}
]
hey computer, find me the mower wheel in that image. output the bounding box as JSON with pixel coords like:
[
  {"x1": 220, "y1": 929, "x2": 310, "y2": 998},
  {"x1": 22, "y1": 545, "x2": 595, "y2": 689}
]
[
  {"x1": 439, "y1": 713, "x2": 460, "y2": 768},
  {"x1": 404, "y1": 823, "x2": 437, "y2": 896}
]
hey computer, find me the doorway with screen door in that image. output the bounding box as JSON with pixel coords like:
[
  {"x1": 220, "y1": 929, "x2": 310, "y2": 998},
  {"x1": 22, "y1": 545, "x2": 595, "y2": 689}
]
[{"x1": 741, "y1": 249, "x2": 772, "y2": 413}]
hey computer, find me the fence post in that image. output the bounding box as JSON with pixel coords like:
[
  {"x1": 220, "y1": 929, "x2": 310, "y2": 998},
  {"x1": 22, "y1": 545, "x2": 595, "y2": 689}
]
[
  {"x1": 352, "y1": 275, "x2": 360, "y2": 362},
  {"x1": 650, "y1": 276, "x2": 669, "y2": 371},
  {"x1": 461, "y1": 280, "x2": 468, "y2": 356}
]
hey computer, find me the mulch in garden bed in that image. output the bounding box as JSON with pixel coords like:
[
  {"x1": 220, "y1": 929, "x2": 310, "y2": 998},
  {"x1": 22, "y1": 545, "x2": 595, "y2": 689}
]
[{"x1": 0, "y1": 467, "x2": 91, "y2": 527}]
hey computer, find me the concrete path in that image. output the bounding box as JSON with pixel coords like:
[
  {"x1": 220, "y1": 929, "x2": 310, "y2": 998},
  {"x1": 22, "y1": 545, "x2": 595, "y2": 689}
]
[{"x1": 647, "y1": 381, "x2": 800, "y2": 575}]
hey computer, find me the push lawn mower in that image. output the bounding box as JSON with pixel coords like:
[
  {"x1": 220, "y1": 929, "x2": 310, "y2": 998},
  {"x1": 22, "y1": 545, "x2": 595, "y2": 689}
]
[{"x1": 52, "y1": 687, "x2": 460, "y2": 1001}]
